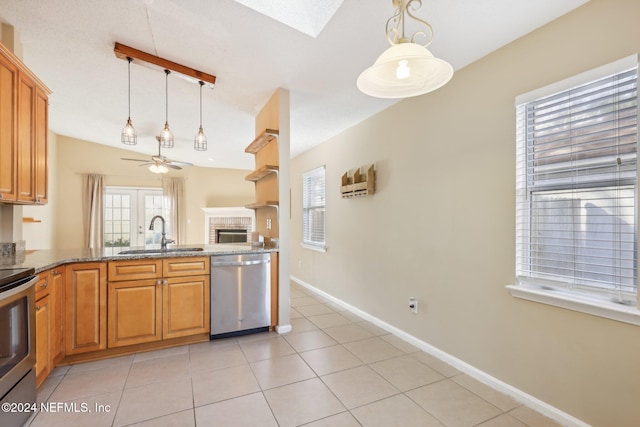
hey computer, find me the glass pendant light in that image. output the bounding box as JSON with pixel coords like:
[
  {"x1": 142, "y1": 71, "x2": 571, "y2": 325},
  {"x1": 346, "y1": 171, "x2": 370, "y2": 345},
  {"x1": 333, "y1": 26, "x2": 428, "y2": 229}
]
[
  {"x1": 121, "y1": 57, "x2": 137, "y2": 145},
  {"x1": 357, "y1": 0, "x2": 453, "y2": 98},
  {"x1": 194, "y1": 81, "x2": 207, "y2": 151},
  {"x1": 158, "y1": 69, "x2": 174, "y2": 148}
]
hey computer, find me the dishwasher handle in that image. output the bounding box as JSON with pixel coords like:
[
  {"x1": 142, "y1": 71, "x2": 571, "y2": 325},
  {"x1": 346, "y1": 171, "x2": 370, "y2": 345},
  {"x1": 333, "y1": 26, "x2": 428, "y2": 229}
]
[{"x1": 212, "y1": 258, "x2": 270, "y2": 267}]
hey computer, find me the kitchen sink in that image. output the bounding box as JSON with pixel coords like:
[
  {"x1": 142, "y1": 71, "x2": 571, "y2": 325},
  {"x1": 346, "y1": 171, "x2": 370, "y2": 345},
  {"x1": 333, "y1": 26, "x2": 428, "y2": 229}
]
[{"x1": 118, "y1": 247, "x2": 204, "y2": 255}]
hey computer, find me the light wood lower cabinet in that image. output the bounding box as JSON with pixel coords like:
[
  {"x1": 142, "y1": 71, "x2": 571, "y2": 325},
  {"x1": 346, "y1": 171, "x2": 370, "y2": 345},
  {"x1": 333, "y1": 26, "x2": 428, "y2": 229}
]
[
  {"x1": 49, "y1": 268, "x2": 64, "y2": 364},
  {"x1": 34, "y1": 267, "x2": 64, "y2": 388},
  {"x1": 107, "y1": 257, "x2": 210, "y2": 348},
  {"x1": 163, "y1": 276, "x2": 210, "y2": 339},
  {"x1": 64, "y1": 262, "x2": 107, "y2": 355},
  {"x1": 108, "y1": 279, "x2": 162, "y2": 347},
  {"x1": 35, "y1": 293, "x2": 50, "y2": 387}
]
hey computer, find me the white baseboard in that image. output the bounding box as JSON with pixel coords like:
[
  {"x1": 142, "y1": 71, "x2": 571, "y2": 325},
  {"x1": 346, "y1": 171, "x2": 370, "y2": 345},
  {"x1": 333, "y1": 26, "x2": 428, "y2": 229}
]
[{"x1": 291, "y1": 275, "x2": 590, "y2": 427}]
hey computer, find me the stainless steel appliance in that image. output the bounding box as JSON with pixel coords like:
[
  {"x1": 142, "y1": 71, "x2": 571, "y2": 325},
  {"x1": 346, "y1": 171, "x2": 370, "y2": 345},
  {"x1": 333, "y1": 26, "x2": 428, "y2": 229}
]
[
  {"x1": 210, "y1": 253, "x2": 270, "y2": 338},
  {"x1": 0, "y1": 267, "x2": 37, "y2": 427}
]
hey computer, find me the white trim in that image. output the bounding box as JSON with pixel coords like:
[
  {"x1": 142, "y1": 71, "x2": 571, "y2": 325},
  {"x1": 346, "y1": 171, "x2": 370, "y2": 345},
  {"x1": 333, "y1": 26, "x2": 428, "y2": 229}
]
[
  {"x1": 275, "y1": 324, "x2": 292, "y2": 334},
  {"x1": 291, "y1": 275, "x2": 590, "y2": 427},
  {"x1": 516, "y1": 54, "x2": 638, "y2": 105},
  {"x1": 301, "y1": 243, "x2": 326, "y2": 252},
  {"x1": 506, "y1": 284, "x2": 640, "y2": 326}
]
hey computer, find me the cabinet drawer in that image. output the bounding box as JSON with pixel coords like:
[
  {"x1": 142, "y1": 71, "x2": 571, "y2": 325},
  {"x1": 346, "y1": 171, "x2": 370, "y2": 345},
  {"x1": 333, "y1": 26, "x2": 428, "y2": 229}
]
[
  {"x1": 163, "y1": 257, "x2": 210, "y2": 278},
  {"x1": 108, "y1": 259, "x2": 162, "y2": 282},
  {"x1": 35, "y1": 272, "x2": 50, "y2": 300}
]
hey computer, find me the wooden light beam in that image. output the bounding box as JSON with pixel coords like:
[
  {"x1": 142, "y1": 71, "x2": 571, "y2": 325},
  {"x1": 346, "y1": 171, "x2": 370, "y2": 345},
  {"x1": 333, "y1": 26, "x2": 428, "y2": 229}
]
[{"x1": 114, "y1": 42, "x2": 216, "y2": 87}]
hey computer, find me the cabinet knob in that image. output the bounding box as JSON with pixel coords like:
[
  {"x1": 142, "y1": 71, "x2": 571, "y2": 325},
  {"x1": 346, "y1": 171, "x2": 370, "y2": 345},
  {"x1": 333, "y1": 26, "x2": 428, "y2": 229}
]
[
  {"x1": 0, "y1": 194, "x2": 3, "y2": 199},
  {"x1": 40, "y1": 281, "x2": 48, "y2": 288},
  {"x1": 35, "y1": 305, "x2": 41, "y2": 311}
]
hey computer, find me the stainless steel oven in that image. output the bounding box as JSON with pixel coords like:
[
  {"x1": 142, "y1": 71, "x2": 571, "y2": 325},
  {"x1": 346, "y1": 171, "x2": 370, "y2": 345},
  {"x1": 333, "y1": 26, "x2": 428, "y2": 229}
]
[{"x1": 0, "y1": 267, "x2": 37, "y2": 427}]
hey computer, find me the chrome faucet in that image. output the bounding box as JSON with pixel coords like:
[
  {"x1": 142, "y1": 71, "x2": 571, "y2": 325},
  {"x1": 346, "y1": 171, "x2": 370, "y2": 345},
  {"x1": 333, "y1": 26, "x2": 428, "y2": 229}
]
[{"x1": 149, "y1": 215, "x2": 175, "y2": 250}]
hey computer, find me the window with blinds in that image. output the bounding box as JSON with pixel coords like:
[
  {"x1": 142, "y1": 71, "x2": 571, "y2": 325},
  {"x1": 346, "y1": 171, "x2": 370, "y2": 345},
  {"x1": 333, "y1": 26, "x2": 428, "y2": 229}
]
[
  {"x1": 302, "y1": 166, "x2": 326, "y2": 250},
  {"x1": 516, "y1": 57, "x2": 638, "y2": 301}
]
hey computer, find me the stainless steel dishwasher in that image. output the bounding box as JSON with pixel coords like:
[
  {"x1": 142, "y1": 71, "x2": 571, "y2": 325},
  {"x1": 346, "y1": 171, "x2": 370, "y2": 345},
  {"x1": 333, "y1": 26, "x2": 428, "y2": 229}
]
[{"x1": 210, "y1": 253, "x2": 271, "y2": 338}]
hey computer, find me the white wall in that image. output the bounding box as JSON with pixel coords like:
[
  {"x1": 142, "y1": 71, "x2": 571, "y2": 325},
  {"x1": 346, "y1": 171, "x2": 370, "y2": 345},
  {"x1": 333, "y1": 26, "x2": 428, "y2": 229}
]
[{"x1": 290, "y1": 1, "x2": 640, "y2": 426}]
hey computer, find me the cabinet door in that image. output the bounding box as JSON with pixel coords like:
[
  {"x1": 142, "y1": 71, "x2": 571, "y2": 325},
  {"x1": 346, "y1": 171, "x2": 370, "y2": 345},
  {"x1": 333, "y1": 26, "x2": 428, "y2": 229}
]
[
  {"x1": 163, "y1": 275, "x2": 210, "y2": 339},
  {"x1": 0, "y1": 50, "x2": 17, "y2": 201},
  {"x1": 16, "y1": 72, "x2": 34, "y2": 203},
  {"x1": 35, "y1": 294, "x2": 51, "y2": 388},
  {"x1": 50, "y1": 268, "x2": 64, "y2": 363},
  {"x1": 34, "y1": 86, "x2": 47, "y2": 204},
  {"x1": 65, "y1": 263, "x2": 107, "y2": 355},
  {"x1": 108, "y1": 279, "x2": 162, "y2": 348}
]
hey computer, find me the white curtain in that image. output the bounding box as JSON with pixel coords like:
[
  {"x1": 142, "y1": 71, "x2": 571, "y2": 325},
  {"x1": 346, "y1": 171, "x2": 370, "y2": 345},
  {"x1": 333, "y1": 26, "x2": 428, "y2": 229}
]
[
  {"x1": 162, "y1": 177, "x2": 186, "y2": 244},
  {"x1": 82, "y1": 174, "x2": 104, "y2": 249}
]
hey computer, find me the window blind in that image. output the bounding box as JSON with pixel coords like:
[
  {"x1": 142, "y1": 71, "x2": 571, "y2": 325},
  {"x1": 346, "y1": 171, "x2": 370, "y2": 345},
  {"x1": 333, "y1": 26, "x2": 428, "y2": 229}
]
[
  {"x1": 302, "y1": 166, "x2": 326, "y2": 248},
  {"x1": 516, "y1": 61, "x2": 638, "y2": 298}
]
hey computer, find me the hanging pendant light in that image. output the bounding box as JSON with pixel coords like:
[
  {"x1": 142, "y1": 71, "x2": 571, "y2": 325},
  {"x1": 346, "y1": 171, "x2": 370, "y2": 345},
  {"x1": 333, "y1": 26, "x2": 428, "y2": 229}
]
[
  {"x1": 158, "y1": 69, "x2": 174, "y2": 148},
  {"x1": 194, "y1": 81, "x2": 207, "y2": 151},
  {"x1": 357, "y1": 0, "x2": 453, "y2": 98},
  {"x1": 121, "y1": 57, "x2": 137, "y2": 145}
]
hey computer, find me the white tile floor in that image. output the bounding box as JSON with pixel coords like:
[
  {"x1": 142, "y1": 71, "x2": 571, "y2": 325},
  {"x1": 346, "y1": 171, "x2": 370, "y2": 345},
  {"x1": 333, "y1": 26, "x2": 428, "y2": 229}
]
[{"x1": 28, "y1": 282, "x2": 562, "y2": 427}]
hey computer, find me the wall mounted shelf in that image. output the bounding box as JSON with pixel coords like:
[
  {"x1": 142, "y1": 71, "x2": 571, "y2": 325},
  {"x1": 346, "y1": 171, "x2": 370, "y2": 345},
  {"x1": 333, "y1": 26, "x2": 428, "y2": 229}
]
[
  {"x1": 341, "y1": 164, "x2": 376, "y2": 198},
  {"x1": 245, "y1": 201, "x2": 279, "y2": 210},
  {"x1": 245, "y1": 165, "x2": 279, "y2": 182},
  {"x1": 245, "y1": 129, "x2": 279, "y2": 154}
]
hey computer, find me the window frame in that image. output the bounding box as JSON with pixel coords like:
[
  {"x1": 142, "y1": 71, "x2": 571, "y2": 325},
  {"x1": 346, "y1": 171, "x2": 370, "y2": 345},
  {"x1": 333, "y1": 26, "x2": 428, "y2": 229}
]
[
  {"x1": 508, "y1": 55, "x2": 640, "y2": 326},
  {"x1": 302, "y1": 165, "x2": 327, "y2": 252}
]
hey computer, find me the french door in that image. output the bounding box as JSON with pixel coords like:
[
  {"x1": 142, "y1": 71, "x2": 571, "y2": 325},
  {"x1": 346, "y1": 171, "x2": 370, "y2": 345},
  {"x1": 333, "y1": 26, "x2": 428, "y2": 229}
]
[{"x1": 104, "y1": 187, "x2": 165, "y2": 251}]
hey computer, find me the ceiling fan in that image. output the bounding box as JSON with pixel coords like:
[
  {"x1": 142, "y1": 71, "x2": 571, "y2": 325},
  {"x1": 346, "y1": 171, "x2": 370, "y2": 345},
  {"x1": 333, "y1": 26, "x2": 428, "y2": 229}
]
[{"x1": 121, "y1": 137, "x2": 193, "y2": 173}]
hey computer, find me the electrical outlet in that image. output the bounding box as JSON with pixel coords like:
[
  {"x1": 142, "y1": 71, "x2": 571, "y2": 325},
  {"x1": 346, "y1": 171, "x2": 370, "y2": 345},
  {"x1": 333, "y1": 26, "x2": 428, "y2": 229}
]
[
  {"x1": 409, "y1": 297, "x2": 418, "y2": 314},
  {"x1": 266, "y1": 218, "x2": 272, "y2": 230}
]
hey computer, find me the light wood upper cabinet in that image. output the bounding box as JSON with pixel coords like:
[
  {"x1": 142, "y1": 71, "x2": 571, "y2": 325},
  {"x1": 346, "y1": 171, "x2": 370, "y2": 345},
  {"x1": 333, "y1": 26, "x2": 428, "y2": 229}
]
[
  {"x1": 34, "y1": 86, "x2": 48, "y2": 203},
  {"x1": 0, "y1": 42, "x2": 50, "y2": 205},
  {"x1": 0, "y1": 50, "x2": 17, "y2": 201},
  {"x1": 17, "y1": 72, "x2": 34, "y2": 203},
  {"x1": 65, "y1": 262, "x2": 107, "y2": 355}
]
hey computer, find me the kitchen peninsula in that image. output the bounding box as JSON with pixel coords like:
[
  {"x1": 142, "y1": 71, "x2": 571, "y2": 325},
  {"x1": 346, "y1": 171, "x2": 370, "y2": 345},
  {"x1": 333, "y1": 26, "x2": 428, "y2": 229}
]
[{"x1": 7, "y1": 245, "x2": 278, "y2": 388}]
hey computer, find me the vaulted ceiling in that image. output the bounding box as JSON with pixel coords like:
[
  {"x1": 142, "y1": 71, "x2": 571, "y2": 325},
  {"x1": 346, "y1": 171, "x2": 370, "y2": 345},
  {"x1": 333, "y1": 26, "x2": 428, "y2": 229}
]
[{"x1": 0, "y1": 0, "x2": 589, "y2": 169}]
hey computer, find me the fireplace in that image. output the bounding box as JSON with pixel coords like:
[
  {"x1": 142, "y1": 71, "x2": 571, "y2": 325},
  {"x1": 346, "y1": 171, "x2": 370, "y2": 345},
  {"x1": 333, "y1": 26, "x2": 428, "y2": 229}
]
[
  {"x1": 216, "y1": 229, "x2": 248, "y2": 244},
  {"x1": 202, "y1": 207, "x2": 255, "y2": 244}
]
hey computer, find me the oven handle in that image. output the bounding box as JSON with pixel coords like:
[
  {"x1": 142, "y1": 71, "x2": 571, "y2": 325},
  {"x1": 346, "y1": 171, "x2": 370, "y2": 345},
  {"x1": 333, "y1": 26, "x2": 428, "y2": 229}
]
[{"x1": 1, "y1": 276, "x2": 37, "y2": 299}]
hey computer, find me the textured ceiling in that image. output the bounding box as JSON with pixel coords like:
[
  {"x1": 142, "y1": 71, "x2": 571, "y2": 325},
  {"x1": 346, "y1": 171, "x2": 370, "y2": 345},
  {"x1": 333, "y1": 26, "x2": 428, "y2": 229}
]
[{"x1": 0, "y1": 0, "x2": 589, "y2": 170}]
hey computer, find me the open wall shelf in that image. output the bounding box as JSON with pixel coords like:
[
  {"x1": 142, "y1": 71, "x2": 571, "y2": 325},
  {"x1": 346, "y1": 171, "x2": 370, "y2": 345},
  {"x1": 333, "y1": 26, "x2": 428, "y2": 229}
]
[
  {"x1": 245, "y1": 129, "x2": 279, "y2": 154},
  {"x1": 245, "y1": 165, "x2": 279, "y2": 182},
  {"x1": 341, "y1": 164, "x2": 376, "y2": 198}
]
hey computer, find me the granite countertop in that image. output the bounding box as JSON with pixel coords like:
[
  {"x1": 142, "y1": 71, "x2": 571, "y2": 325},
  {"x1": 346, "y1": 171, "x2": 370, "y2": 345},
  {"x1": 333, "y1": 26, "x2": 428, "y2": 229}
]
[{"x1": 0, "y1": 244, "x2": 277, "y2": 273}]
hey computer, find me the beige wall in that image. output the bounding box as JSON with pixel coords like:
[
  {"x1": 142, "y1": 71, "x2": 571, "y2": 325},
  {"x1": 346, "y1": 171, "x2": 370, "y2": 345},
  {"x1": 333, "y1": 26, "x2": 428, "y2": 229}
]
[
  {"x1": 54, "y1": 135, "x2": 254, "y2": 249},
  {"x1": 290, "y1": 0, "x2": 640, "y2": 426},
  {"x1": 22, "y1": 130, "x2": 57, "y2": 249}
]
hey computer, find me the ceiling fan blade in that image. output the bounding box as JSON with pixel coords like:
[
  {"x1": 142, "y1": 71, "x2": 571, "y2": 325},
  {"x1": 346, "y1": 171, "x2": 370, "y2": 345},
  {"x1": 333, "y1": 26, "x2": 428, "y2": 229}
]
[
  {"x1": 167, "y1": 164, "x2": 182, "y2": 170},
  {"x1": 121, "y1": 157, "x2": 149, "y2": 162},
  {"x1": 137, "y1": 162, "x2": 154, "y2": 166},
  {"x1": 169, "y1": 161, "x2": 193, "y2": 167}
]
